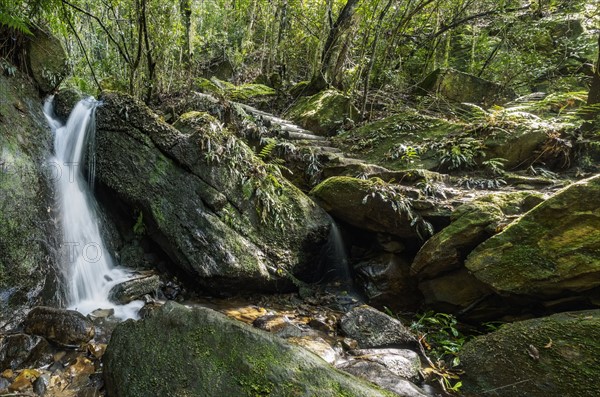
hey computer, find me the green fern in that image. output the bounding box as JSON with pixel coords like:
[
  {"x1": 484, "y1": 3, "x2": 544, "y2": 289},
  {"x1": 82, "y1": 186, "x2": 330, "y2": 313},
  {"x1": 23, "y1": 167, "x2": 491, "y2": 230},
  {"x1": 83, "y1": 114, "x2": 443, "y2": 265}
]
[
  {"x1": 258, "y1": 140, "x2": 277, "y2": 160},
  {"x1": 0, "y1": 10, "x2": 32, "y2": 35}
]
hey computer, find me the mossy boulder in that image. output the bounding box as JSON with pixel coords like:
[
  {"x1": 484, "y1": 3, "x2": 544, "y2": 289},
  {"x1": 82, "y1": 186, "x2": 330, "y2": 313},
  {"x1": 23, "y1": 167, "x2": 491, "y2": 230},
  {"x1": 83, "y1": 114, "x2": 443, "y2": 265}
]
[
  {"x1": 332, "y1": 111, "x2": 462, "y2": 171},
  {"x1": 53, "y1": 88, "x2": 85, "y2": 122},
  {"x1": 466, "y1": 174, "x2": 600, "y2": 298},
  {"x1": 310, "y1": 176, "x2": 431, "y2": 239},
  {"x1": 0, "y1": 68, "x2": 58, "y2": 327},
  {"x1": 26, "y1": 29, "x2": 68, "y2": 94},
  {"x1": 195, "y1": 77, "x2": 275, "y2": 102},
  {"x1": 460, "y1": 310, "x2": 600, "y2": 397},
  {"x1": 103, "y1": 301, "x2": 395, "y2": 397},
  {"x1": 95, "y1": 92, "x2": 330, "y2": 293},
  {"x1": 412, "y1": 192, "x2": 544, "y2": 280},
  {"x1": 416, "y1": 68, "x2": 516, "y2": 106},
  {"x1": 285, "y1": 89, "x2": 359, "y2": 135}
]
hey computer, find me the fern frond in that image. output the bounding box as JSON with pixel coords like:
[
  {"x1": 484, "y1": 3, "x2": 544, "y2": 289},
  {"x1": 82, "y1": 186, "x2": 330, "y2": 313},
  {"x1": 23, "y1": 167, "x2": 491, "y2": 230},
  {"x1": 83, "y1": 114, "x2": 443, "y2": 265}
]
[
  {"x1": 258, "y1": 140, "x2": 277, "y2": 160},
  {"x1": 0, "y1": 11, "x2": 32, "y2": 35}
]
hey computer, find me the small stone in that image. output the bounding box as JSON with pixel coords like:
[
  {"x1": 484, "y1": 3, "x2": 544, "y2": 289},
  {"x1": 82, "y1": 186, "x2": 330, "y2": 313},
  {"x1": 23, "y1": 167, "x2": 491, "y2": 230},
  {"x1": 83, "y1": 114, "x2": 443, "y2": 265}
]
[
  {"x1": 33, "y1": 373, "x2": 49, "y2": 396},
  {"x1": 89, "y1": 308, "x2": 115, "y2": 320},
  {"x1": 348, "y1": 348, "x2": 421, "y2": 381},
  {"x1": 308, "y1": 318, "x2": 333, "y2": 333},
  {"x1": 53, "y1": 351, "x2": 66, "y2": 362},
  {"x1": 287, "y1": 336, "x2": 338, "y2": 364},
  {"x1": 342, "y1": 338, "x2": 358, "y2": 351},
  {"x1": 1, "y1": 369, "x2": 14, "y2": 379},
  {"x1": 253, "y1": 314, "x2": 290, "y2": 332},
  {"x1": 86, "y1": 342, "x2": 107, "y2": 359},
  {"x1": 0, "y1": 377, "x2": 9, "y2": 391}
]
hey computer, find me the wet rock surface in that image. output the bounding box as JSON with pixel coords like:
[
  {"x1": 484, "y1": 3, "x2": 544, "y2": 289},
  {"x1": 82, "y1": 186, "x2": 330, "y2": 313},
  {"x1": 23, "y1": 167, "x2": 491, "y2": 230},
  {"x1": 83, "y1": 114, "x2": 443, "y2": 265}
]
[
  {"x1": 340, "y1": 305, "x2": 417, "y2": 349},
  {"x1": 0, "y1": 334, "x2": 51, "y2": 371},
  {"x1": 108, "y1": 274, "x2": 160, "y2": 304},
  {"x1": 103, "y1": 301, "x2": 396, "y2": 397},
  {"x1": 24, "y1": 307, "x2": 95, "y2": 346}
]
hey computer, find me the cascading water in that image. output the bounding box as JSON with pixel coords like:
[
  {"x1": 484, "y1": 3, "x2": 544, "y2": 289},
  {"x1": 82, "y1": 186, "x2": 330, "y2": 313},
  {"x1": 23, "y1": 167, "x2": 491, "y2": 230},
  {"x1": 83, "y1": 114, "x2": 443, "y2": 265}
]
[{"x1": 44, "y1": 97, "x2": 143, "y2": 319}]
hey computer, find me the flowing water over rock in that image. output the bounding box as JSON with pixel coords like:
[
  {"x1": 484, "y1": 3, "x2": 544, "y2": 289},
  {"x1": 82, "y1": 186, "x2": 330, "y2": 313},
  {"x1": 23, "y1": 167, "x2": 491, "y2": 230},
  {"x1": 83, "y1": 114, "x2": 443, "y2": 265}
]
[{"x1": 43, "y1": 97, "x2": 142, "y2": 319}]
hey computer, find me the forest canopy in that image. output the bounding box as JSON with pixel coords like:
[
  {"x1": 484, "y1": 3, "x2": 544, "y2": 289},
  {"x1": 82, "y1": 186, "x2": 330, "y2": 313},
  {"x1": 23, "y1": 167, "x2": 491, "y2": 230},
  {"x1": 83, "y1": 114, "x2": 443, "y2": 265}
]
[{"x1": 1, "y1": 0, "x2": 599, "y2": 109}]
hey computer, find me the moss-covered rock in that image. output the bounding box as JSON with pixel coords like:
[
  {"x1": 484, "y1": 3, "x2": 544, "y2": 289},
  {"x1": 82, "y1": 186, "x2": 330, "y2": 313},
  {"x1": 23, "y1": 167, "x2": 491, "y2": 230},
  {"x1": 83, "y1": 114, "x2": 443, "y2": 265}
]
[
  {"x1": 26, "y1": 28, "x2": 68, "y2": 94},
  {"x1": 466, "y1": 174, "x2": 600, "y2": 297},
  {"x1": 310, "y1": 176, "x2": 431, "y2": 239},
  {"x1": 332, "y1": 111, "x2": 462, "y2": 171},
  {"x1": 416, "y1": 68, "x2": 516, "y2": 106},
  {"x1": 412, "y1": 192, "x2": 544, "y2": 280},
  {"x1": 460, "y1": 310, "x2": 600, "y2": 397},
  {"x1": 285, "y1": 89, "x2": 359, "y2": 135},
  {"x1": 103, "y1": 301, "x2": 395, "y2": 397},
  {"x1": 195, "y1": 77, "x2": 276, "y2": 102},
  {"x1": 95, "y1": 92, "x2": 330, "y2": 293},
  {"x1": 53, "y1": 88, "x2": 85, "y2": 122},
  {"x1": 0, "y1": 68, "x2": 58, "y2": 327}
]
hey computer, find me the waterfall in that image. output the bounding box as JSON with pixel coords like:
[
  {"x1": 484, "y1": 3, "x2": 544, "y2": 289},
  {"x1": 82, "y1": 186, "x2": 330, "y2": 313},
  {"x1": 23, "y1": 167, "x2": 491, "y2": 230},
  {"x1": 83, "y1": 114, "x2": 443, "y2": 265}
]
[{"x1": 44, "y1": 97, "x2": 143, "y2": 319}]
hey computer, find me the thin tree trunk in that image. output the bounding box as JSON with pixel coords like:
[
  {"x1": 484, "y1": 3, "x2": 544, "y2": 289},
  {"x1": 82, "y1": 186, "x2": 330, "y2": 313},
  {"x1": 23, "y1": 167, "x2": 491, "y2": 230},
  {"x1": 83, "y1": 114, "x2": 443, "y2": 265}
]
[
  {"x1": 180, "y1": 0, "x2": 192, "y2": 66},
  {"x1": 588, "y1": 33, "x2": 600, "y2": 107},
  {"x1": 360, "y1": 0, "x2": 393, "y2": 119},
  {"x1": 318, "y1": 0, "x2": 361, "y2": 84}
]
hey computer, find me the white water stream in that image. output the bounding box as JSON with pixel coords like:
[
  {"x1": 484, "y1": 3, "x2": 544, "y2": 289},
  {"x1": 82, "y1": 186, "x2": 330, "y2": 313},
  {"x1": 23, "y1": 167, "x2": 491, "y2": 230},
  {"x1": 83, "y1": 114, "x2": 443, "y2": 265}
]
[{"x1": 44, "y1": 97, "x2": 143, "y2": 319}]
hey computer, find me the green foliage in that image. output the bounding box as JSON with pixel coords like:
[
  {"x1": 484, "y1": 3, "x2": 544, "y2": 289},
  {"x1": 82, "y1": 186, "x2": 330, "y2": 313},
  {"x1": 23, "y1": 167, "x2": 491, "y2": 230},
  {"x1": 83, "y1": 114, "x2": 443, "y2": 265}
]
[
  {"x1": 482, "y1": 157, "x2": 507, "y2": 176},
  {"x1": 437, "y1": 137, "x2": 486, "y2": 170},
  {"x1": 411, "y1": 311, "x2": 467, "y2": 393},
  {"x1": 0, "y1": 11, "x2": 32, "y2": 35},
  {"x1": 362, "y1": 180, "x2": 434, "y2": 240},
  {"x1": 133, "y1": 211, "x2": 145, "y2": 236}
]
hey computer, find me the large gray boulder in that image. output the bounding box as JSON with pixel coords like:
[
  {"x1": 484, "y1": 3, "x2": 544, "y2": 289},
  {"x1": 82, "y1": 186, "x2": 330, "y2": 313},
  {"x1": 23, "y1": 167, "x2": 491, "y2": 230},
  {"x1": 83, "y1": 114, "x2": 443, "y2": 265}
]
[
  {"x1": 95, "y1": 92, "x2": 331, "y2": 292},
  {"x1": 466, "y1": 175, "x2": 600, "y2": 298},
  {"x1": 0, "y1": 67, "x2": 59, "y2": 328},
  {"x1": 103, "y1": 302, "x2": 395, "y2": 397},
  {"x1": 417, "y1": 68, "x2": 516, "y2": 106},
  {"x1": 460, "y1": 310, "x2": 600, "y2": 397},
  {"x1": 26, "y1": 29, "x2": 68, "y2": 94}
]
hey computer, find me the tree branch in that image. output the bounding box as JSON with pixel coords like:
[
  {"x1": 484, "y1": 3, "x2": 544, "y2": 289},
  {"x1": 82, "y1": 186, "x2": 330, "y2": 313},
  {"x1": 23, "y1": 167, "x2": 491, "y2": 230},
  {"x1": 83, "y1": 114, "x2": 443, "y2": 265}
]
[{"x1": 61, "y1": 0, "x2": 131, "y2": 64}]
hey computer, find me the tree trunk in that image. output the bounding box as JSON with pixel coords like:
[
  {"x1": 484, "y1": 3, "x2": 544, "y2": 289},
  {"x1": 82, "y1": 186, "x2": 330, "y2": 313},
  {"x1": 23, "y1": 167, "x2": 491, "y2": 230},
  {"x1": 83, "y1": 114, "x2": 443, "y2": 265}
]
[
  {"x1": 313, "y1": 0, "x2": 360, "y2": 84},
  {"x1": 180, "y1": 0, "x2": 192, "y2": 66},
  {"x1": 360, "y1": 0, "x2": 393, "y2": 119},
  {"x1": 588, "y1": 33, "x2": 600, "y2": 107}
]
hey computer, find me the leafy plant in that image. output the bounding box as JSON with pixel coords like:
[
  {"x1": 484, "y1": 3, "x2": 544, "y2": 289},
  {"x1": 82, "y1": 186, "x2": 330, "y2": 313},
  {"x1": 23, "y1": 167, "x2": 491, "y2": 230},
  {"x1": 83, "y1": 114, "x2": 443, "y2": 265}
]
[
  {"x1": 456, "y1": 176, "x2": 506, "y2": 190},
  {"x1": 482, "y1": 157, "x2": 507, "y2": 176},
  {"x1": 362, "y1": 180, "x2": 433, "y2": 240},
  {"x1": 411, "y1": 311, "x2": 467, "y2": 393},
  {"x1": 386, "y1": 144, "x2": 422, "y2": 167},
  {"x1": 133, "y1": 211, "x2": 145, "y2": 236},
  {"x1": 437, "y1": 137, "x2": 486, "y2": 170}
]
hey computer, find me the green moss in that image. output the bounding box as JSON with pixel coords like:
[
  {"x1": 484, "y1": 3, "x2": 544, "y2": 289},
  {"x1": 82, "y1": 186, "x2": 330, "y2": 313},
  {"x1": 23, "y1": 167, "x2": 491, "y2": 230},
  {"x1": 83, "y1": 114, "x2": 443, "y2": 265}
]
[
  {"x1": 332, "y1": 111, "x2": 462, "y2": 171},
  {"x1": 104, "y1": 302, "x2": 395, "y2": 397},
  {"x1": 194, "y1": 78, "x2": 275, "y2": 102},
  {"x1": 466, "y1": 176, "x2": 600, "y2": 296},
  {"x1": 461, "y1": 310, "x2": 600, "y2": 396},
  {"x1": 286, "y1": 89, "x2": 359, "y2": 135}
]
